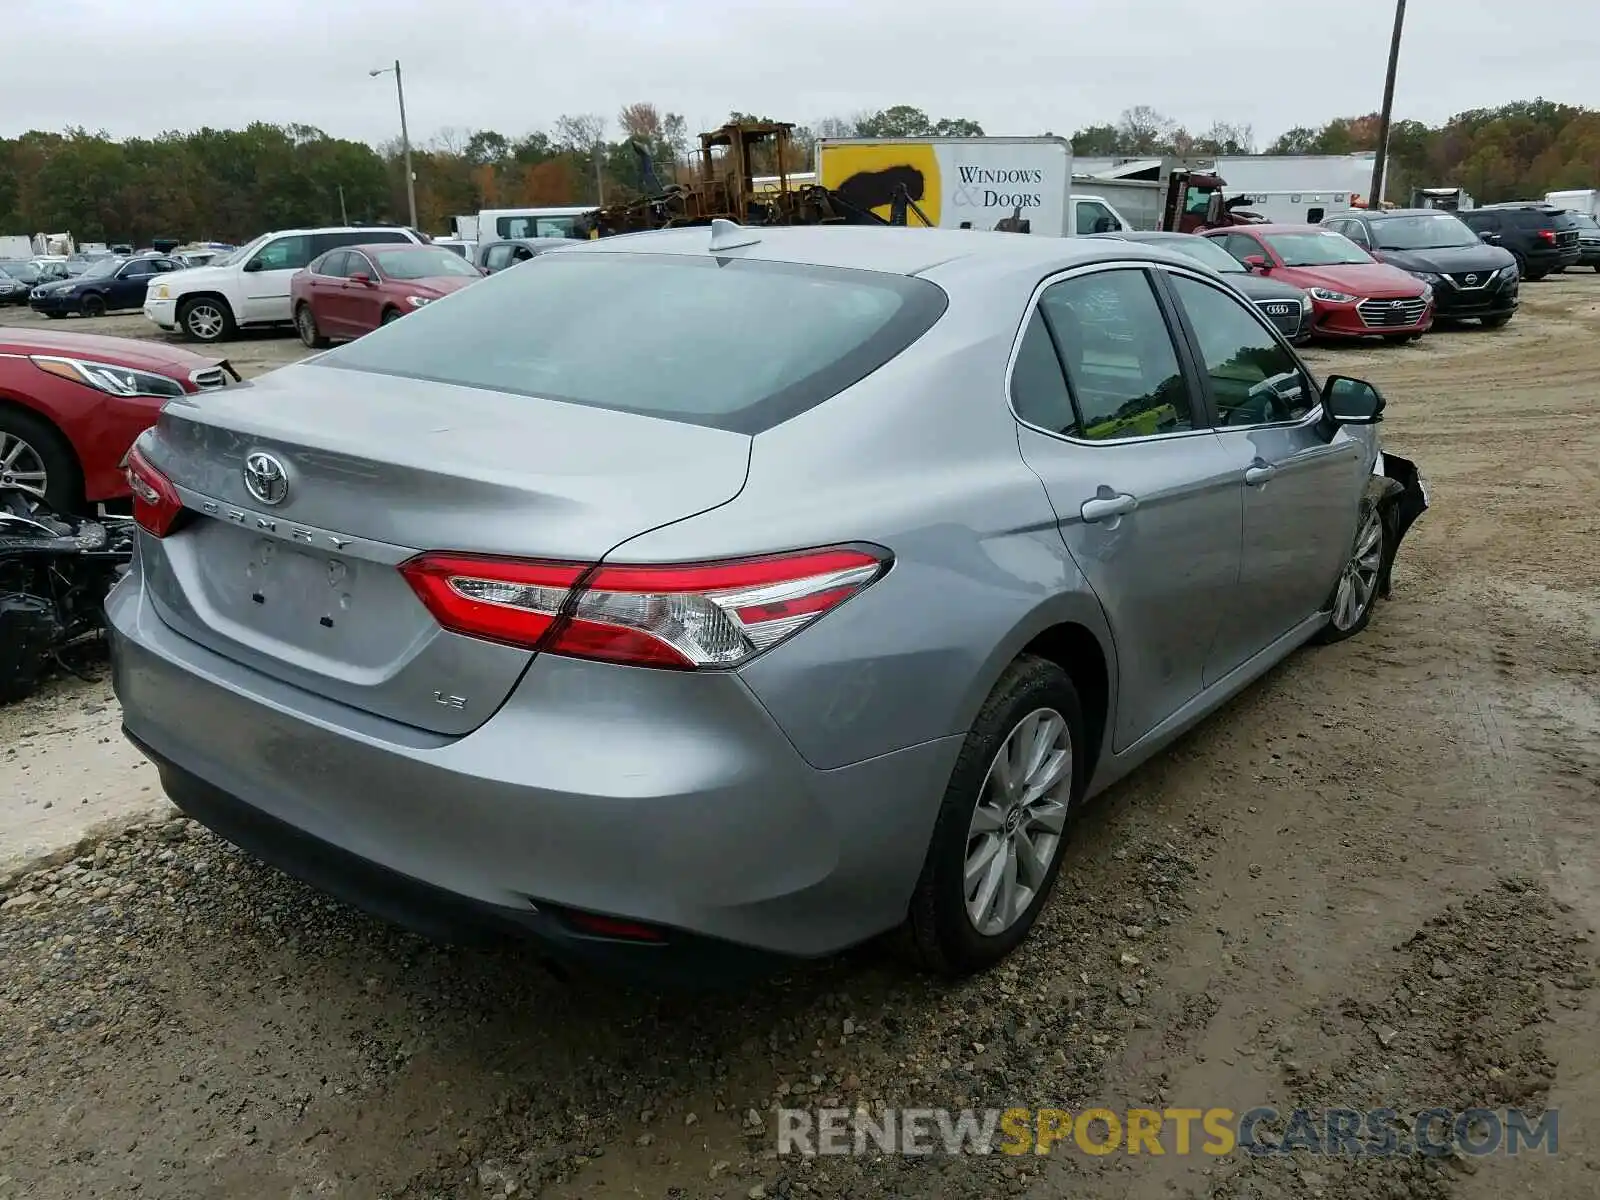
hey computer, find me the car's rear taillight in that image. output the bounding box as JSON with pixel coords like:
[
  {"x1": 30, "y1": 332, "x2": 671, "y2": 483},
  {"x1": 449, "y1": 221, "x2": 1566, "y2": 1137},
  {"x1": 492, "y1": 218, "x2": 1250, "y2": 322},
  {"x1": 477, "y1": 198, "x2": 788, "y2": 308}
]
[
  {"x1": 1536, "y1": 229, "x2": 1556, "y2": 244},
  {"x1": 125, "y1": 446, "x2": 183, "y2": 537},
  {"x1": 398, "y1": 545, "x2": 889, "y2": 669}
]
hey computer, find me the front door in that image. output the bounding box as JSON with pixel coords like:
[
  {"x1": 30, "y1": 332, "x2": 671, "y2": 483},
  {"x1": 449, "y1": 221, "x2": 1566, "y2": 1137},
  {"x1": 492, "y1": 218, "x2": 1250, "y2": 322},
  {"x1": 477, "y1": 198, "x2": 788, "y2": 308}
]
[
  {"x1": 1160, "y1": 269, "x2": 1367, "y2": 682},
  {"x1": 1010, "y1": 265, "x2": 1242, "y2": 752},
  {"x1": 240, "y1": 234, "x2": 312, "y2": 324},
  {"x1": 110, "y1": 258, "x2": 158, "y2": 309}
]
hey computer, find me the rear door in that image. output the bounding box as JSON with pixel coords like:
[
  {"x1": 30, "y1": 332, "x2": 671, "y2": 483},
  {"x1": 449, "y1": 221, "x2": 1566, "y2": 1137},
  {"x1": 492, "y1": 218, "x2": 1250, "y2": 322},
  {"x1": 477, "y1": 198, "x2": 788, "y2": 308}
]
[
  {"x1": 1160, "y1": 266, "x2": 1366, "y2": 680},
  {"x1": 240, "y1": 234, "x2": 312, "y2": 323},
  {"x1": 309, "y1": 251, "x2": 355, "y2": 335},
  {"x1": 1010, "y1": 264, "x2": 1242, "y2": 752}
]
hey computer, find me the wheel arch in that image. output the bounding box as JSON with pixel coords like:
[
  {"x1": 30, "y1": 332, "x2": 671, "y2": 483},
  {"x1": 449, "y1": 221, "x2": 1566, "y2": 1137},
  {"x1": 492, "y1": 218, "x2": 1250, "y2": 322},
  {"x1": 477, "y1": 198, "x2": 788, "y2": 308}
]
[
  {"x1": 0, "y1": 393, "x2": 87, "y2": 502},
  {"x1": 955, "y1": 594, "x2": 1118, "y2": 789},
  {"x1": 177, "y1": 290, "x2": 236, "y2": 318}
]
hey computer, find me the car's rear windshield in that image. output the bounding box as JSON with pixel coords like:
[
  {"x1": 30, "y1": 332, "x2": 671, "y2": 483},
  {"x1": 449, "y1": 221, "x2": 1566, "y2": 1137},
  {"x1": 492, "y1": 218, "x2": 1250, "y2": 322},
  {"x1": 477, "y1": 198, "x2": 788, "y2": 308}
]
[{"x1": 314, "y1": 251, "x2": 949, "y2": 434}]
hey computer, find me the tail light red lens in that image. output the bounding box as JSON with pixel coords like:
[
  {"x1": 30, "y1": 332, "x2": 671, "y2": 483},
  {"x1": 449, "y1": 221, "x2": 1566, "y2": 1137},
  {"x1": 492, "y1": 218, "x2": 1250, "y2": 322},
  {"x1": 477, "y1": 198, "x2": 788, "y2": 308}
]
[
  {"x1": 125, "y1": 446, "x2": 183, "y2": 537},
  {"x1": 398, "y1": 545, "x2": 889, "y2": 669},
  {"x1": 1536, "y1": 229, "x2": 1556, "y2": 244}
]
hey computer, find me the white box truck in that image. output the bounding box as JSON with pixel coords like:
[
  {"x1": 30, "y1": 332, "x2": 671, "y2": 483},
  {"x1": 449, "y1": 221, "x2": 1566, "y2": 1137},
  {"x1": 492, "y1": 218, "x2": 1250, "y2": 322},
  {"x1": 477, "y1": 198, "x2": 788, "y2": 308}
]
[
  {"x1": 816, "y1": 137, "x2": 1075, "y2": 235},
  {"x1": 1545, "y1": 189, "x2": 1600, "y2": 218}
]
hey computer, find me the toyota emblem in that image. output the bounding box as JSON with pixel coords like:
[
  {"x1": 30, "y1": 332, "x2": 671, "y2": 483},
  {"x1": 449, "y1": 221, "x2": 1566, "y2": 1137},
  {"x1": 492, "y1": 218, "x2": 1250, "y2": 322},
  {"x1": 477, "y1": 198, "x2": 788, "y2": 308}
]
[{"x1": 243, "y1": 451, "x2": 289, "y2": 506}]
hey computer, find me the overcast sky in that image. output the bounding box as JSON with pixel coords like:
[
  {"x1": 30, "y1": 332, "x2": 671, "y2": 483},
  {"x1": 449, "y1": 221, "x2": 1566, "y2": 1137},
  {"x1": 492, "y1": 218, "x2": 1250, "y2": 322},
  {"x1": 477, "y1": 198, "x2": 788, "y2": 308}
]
[{"x1": 7, "y1": 0, "x2": 1598, "y2": 149}]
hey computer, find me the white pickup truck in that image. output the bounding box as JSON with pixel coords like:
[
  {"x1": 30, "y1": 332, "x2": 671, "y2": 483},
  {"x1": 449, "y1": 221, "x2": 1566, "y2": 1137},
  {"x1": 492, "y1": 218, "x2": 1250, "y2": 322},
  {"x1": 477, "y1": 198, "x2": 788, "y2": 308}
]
[{"x1": 145, "y1": 225, "x2": 424, "y2": 343}]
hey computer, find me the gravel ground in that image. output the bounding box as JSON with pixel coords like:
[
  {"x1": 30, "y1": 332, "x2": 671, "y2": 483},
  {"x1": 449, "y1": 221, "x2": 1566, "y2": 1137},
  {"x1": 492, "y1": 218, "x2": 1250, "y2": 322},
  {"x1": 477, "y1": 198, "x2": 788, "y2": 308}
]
[{"x1": 1, "y1": 277, "x2": 1598, "y2": 1199}]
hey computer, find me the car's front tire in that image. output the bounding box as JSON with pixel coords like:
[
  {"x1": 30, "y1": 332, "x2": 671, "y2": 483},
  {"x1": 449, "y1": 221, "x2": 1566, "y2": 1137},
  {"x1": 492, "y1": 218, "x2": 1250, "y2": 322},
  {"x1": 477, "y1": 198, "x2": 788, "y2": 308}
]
[
  {"x1": 178, "y1": 296, "x2": 236, "y2": 344},
  {"x1": 1314, "y1": 498, "x2": 1387, "y2": 644},
  {"x1": 906, "y1": 655, "x2": 1084, "y2": 976},
  {"x1": 0, "y1": 406, "x2": 82, "y2": 513}
]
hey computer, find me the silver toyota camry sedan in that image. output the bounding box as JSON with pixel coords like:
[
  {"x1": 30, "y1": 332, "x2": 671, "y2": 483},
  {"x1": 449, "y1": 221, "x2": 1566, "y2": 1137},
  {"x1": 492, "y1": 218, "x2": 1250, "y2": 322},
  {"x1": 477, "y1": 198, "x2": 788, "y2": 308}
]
[{"x1": 108, "y1": 223, "x2": 1427, "y2": 986}]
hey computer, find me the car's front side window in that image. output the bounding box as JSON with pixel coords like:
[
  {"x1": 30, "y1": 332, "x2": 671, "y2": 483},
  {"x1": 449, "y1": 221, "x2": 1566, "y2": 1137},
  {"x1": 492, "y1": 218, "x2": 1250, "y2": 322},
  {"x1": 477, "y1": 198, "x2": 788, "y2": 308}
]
[
  {"x1": 1035, "y1": 269, "x2": 1194, "y2": 442},
  {"x1": 1168, "y1": 273, "x2": 1311, "y2": 427},
  {"x1": 250, "y1": 235, "x2": 312, "y2": 272}
]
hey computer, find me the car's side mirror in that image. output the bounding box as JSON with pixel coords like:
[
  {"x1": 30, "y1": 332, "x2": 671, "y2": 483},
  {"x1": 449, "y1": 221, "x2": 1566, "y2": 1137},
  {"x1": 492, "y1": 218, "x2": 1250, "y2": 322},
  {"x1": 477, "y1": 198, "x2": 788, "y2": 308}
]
[
  {"x1": 1479, "y1": 231, "x2": 1500, "y2": 244},
  {"x1": 1243, "y1": 254, "x2": 1268, "y2": 272},
  {"x1": 242, "y1": 258, "x2": 263, "y2": 272},
  {"x1": 1323, "y1": 375, "x2": 1386, "y2": 425},
  {"x1": 1206, "y1": 193, "x2": 1225, "y2": 224},
  {"x1": 1093, "y1": 216, "x2": 1117, "y2": 233}
]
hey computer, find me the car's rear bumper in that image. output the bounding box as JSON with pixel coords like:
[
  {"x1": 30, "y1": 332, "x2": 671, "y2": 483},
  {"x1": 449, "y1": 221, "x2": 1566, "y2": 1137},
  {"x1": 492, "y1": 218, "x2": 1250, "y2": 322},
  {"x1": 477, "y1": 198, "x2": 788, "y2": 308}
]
[{"x1": 107, "y1": 569, "x2": 958, "y2": 982}]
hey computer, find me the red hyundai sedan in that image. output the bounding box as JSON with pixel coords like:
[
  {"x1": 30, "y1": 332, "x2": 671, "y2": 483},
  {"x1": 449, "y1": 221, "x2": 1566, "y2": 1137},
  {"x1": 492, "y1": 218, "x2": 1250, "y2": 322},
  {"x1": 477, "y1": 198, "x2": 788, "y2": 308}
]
[
  {"x1": 290, "y1": 243, "x2": 483, "y2": 348},
  {"x1": 1203, "y1": 223, "x2": 1435, "y2": 341},
  {"x1": 0, "y1": 328, "x2": 236, "y2": 512}
]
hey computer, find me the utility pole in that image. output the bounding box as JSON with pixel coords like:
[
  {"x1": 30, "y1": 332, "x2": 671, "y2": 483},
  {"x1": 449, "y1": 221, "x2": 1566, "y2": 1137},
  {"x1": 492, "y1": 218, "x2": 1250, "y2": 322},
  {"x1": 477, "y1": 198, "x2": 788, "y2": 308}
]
[
  {"x1": 337, "y1": 184, "x2": 348, "y2": 226},
  {"x1": 1368, "y1": 0, "x2": 1407, "y2": 209},
  {"x1": 594, "y1": 140, "x2": 605, "y2": 206},
  {"x1": 369, "y1": 60, "x2": 418, "y2": 231}
]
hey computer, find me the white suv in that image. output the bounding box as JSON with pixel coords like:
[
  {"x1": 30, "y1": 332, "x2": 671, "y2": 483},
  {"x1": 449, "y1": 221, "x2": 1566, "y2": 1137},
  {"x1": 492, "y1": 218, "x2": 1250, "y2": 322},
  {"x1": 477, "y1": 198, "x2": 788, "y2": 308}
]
[{"x1": 144, "y1": 225, "x2": 424, "y2": 343}]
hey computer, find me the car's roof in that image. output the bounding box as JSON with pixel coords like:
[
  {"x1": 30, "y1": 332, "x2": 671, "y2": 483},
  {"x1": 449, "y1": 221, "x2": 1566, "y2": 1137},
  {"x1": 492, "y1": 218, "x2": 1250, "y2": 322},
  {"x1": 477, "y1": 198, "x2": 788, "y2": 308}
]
[
  {"x1": 1332, "y1": 208, "x2": 1464, "y2": 220},
  {"x1": 1102, "y1": 230, "x2": 1197, "y2": 242},
  {"x1": 564, "y1": 224, "x2": 1185, "y2": 278},
  {"x1": 345, "y1": 242, "x2": 441, "y2": 254}
]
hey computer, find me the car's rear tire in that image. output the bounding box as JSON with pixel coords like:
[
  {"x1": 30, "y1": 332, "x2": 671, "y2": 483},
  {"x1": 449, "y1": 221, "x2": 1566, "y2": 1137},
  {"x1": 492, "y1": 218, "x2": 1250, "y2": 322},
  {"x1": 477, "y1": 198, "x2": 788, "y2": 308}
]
[
  {"x1": 81, "y1": 293, "x2": 106, "y2": 318},
  {"x1": 0, "y1": 406, "x2": 83, "y2": 514},
  {"x1": 295, "y1": 302, "x2": 329, "y2": 349},
  {"x1": 179, "y1": 296, "x2": 236, "y2": 344},
  {"x1": 1481, "y1": 313, "x2": 1513, "y2": 329},
  {"x1": 1314, "y1": 498, "x2": 1387, "y2": 645},
  {"x1": 905, "y1": 655, "x2": 1084, "y2": 977}
]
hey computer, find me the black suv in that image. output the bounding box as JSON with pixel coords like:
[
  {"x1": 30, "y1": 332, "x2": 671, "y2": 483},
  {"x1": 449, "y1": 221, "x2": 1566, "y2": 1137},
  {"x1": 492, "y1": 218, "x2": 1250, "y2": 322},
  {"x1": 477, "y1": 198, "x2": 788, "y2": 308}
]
[
  {"x1": 1455, "y1": 204, "x2": 1582, "y2": 280},
  {"x1": 1322, "y1": 208, "x2": 1519, "y2": 327}
]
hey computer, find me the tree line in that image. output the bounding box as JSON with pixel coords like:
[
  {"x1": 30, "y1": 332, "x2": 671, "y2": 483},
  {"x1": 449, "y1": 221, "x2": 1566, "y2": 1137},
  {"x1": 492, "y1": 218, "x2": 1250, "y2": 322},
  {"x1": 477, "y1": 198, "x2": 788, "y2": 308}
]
[{"x1": 1, "y1": 99, "x2": 1595, "y2": 246}]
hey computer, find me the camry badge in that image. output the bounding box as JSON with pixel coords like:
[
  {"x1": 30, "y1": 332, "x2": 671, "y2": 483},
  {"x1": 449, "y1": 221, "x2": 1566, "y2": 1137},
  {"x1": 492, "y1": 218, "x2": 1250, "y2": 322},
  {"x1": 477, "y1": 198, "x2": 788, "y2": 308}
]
[{"x1": 243, "y1": 451, "x2": 289, "y2": 506}]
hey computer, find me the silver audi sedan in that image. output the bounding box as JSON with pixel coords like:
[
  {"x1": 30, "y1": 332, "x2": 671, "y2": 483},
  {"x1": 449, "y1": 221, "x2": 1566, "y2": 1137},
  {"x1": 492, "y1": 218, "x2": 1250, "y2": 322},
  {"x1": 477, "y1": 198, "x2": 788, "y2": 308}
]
[{"x1": 108, "y1": 224, "x2": 1427, "y2": 986}]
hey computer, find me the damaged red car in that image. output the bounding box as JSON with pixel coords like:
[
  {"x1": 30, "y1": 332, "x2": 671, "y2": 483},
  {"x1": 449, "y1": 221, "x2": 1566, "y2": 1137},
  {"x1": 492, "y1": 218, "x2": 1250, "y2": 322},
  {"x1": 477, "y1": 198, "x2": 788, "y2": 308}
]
[{"x1": 0, "y1": 328, "x2": 237, "y2": 512}]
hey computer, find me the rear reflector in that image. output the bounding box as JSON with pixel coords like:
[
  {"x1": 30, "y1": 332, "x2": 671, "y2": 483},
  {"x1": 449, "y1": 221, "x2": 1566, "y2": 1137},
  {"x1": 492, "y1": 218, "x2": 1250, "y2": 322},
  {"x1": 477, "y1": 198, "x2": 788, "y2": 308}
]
[
  {"x1": 125, "y1": 446, "x2": 183, "y2": 537},
  {"x1": 557, "y1": 908, "x2": 668, "y2": 943},
  {"x1": 398, "y1": 545, "x2": 889, "y2": 669}
]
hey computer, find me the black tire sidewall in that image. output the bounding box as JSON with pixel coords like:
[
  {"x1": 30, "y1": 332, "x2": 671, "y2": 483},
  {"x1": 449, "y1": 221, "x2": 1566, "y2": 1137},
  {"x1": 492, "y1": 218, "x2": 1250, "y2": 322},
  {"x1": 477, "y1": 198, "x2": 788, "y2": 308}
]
[
  {"x1": 381, "y1": 308, "x2": 402, "y2": 325},
  {"x1": 909, "y1": 656, "x2": 1085, "y2": 975},
  {"x1": 82, "y1": 293, "x2": 105, "y2": 317},
  {"x1": 0, "y1": 407, "x2": 82, "y2": 513},
  {"x1": 295, "y1": 304, "x2": 321, "y2": 348}
]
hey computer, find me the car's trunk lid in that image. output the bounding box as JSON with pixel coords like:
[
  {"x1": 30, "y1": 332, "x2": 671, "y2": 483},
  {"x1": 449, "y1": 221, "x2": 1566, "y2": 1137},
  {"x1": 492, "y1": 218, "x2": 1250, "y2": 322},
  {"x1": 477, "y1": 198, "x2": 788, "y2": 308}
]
[{"x1": 137, "y1": 365, "x2": 752, "y2": 734}]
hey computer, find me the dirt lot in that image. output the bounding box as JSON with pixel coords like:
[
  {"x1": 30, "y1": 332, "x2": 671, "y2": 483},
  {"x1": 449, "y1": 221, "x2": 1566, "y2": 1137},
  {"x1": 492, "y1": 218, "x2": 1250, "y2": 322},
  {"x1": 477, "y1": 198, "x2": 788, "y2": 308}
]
[{"x1": 1, "y1": 278, "x2": 1597, "y2": 1200}]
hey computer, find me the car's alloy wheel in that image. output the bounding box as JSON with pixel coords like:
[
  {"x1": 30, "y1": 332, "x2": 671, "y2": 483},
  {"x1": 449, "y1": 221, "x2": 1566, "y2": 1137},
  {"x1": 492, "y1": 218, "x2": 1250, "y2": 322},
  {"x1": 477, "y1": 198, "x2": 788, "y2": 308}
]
[
  {"x1": 296, "y1": 304, "x2": 327, "y2": 349},
  {"x1": 905, "y1": 655, "x2": 1084, "y2": 976},
  {"x1": 964, "y1": 708, "x2": 1072, "y2": 937},
  {"x1": 1331, "y1": 505, "x2": 1384, "y2": 633},
  {"x1": 0, "y1": 430, "x2": 49, "y2": 504},
  {"x1": 184, "y1": 301, "x2": 226, "y2": 341}
]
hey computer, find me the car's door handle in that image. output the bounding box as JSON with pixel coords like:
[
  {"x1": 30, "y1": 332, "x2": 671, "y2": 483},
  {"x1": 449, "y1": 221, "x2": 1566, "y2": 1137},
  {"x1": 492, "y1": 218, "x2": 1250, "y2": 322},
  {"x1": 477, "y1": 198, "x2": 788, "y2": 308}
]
[
  {"x1": 1080, "y1": 492, "x2": 1139, "y2": 523},
  {"x1": 1244, "y1": 463, "x2": 1277, "y2": 486}
]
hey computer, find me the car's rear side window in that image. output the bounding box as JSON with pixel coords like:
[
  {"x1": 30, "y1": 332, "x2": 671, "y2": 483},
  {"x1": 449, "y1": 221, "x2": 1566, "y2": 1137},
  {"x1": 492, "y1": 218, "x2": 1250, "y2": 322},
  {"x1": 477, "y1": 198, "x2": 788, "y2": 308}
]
[{"x1": 314, "y1": 252, "x2": 949, "y2": 434}]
